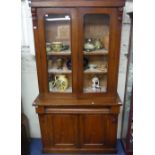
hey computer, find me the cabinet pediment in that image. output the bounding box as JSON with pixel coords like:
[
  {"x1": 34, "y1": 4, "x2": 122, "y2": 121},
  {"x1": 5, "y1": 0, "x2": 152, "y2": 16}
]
[{"x1": 30, "y1": 0, "x2": 125, "y2": 7}]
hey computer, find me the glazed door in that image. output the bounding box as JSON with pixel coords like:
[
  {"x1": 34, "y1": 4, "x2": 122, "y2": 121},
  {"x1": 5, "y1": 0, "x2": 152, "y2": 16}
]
[
  {"x1": 78, "y1": 8, "x2": 121, "y2": 98},
  {"x1": 37, "y1": 8, "x2": 78, "y2": 97}
]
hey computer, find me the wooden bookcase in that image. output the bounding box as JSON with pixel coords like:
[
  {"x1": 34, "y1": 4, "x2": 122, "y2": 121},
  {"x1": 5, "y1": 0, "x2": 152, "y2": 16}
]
[{"x1": 30, "y1": 0, "x2": 125, "y2": 153}]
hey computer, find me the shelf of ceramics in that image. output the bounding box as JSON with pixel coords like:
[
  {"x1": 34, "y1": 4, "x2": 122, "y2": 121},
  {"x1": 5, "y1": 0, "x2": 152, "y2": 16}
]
[
  {"x1": 49, "y1": 87, "x2": 72, "y2": 93},
  {"x1": 84, "y1": 86, "x2": 107, "y2": 93},
  {"x1": 47, "y1": 50, "x2": 71, "y2": 56},
  {"x1": 48, "y1": 68, "x2": 72, "y2": 74},
  {"x1": 83, "y1": 49, "x2": 108, "y2": 55},
  {"x1": 84, "y1": 68, "x2": 108, "y2": 74}
]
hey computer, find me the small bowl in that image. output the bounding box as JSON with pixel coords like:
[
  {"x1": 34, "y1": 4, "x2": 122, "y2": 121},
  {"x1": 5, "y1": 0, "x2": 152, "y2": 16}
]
[{"x1": 89, "y1": 64, "x2": 97, "y2": 69}]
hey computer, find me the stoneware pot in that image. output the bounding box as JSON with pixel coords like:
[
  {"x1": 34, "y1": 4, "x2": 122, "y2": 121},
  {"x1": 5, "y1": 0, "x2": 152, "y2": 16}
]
[{"x1": 51, "y1": 42, "x2": 63, "y2": 52}]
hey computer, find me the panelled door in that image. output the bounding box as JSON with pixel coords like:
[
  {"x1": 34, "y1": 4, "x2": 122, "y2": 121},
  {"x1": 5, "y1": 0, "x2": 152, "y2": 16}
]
[{"x1": 79, "y1": 114, "x2": 118, "y2": 148}]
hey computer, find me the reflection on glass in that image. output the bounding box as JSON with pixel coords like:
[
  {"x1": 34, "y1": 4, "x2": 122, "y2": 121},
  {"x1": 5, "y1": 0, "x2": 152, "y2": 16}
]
[
  {"x1": 122, "y1": 27, "x2": 133, "y2": 142},
  {"x1": 45, "y1": 14, "x2": 72, "y2": 93},
  {"x1": 122, "y1": 40, "x2": 133, "y2": 139},
  {"x1": 83, "y1": 14, "x2": 110, "y2": 93}
]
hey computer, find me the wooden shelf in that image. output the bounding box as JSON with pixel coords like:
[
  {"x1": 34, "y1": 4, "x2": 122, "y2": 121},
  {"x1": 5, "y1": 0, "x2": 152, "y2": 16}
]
[
  {"x1": 47, "y1": 50, "x2": 71, "y2": 56},
  {"x1": 48, "y1": 68, "x2": 72, "y2": 74},
  {"x1": 84, "y1": 86, "x2": 107, "y2": 93},
  {"x1": 49, "y1": 87, "x2": 72, "y2": 93},
  {"x1": 83, "y1": 49, "x2": 108, "y2": 55},
  {"x1": 84, "y1": 68, "x2": 108, "y2": 74}
]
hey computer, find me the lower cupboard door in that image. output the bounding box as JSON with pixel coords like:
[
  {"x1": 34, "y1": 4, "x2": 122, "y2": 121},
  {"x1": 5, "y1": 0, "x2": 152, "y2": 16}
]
[
  {"x1": 39, "y1": 114, "x2": 78, "y2": 148},
  {"x1": 79, "y1": 114, "x2": 118, "y2": 148}
]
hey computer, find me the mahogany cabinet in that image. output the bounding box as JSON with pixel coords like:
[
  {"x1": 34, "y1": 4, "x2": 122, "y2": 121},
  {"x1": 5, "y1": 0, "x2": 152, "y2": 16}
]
[{"x1": 30, "y1": 0, "x2": 125, "y2": 153}]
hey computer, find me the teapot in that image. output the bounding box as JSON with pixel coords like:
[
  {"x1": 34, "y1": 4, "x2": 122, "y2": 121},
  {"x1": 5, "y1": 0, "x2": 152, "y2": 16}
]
[
  {"x1": 84, "y1": 38, "x2": 95, "y2": 52},
  {"x1": 51, "y1": 75, "x2": 68, "y2": 91}
]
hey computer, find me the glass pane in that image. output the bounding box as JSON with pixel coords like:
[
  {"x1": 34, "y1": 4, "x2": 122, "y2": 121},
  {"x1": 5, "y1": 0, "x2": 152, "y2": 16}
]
[
  {"x1": 45, "y1": 14, "x2": 72, "y2": 93},
  {"x1": 122, "y1": 37, "x2": 133, "y2": 139},
  {"x1": 83, "y1": 14, "x2": 109, "y2": 93},
  {"x1": 122, "y1": 90, "x2": 132, "y2": 138}
]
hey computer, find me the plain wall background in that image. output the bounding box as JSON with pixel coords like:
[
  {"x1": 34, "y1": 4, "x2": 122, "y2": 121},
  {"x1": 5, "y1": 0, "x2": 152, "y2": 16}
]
[{"x1": 21, "y1": 0, "x2": 132, "y2": 138}]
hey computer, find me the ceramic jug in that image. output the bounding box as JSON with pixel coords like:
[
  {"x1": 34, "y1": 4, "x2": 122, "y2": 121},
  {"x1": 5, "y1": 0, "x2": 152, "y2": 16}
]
[{"x1": 52, "y1": 75, "x2": 68, "y2": 91}]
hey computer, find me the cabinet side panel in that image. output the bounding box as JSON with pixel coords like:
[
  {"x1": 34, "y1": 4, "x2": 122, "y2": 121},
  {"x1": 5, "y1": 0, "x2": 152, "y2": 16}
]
[{"x1": 31, "y1": 8, "x2": 44, "y2": 93}]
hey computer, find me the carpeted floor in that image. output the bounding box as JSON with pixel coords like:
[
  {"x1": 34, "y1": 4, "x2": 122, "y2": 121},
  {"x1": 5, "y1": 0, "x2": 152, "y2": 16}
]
[{"x1": 30, "y1": 138, "x2": 125, "y2": 155}]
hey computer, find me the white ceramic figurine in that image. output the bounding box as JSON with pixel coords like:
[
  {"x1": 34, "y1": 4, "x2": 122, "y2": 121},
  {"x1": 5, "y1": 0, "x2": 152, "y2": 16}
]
[{"x1": 92, "y1": 76, "x2": 100, "y2": 91}]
